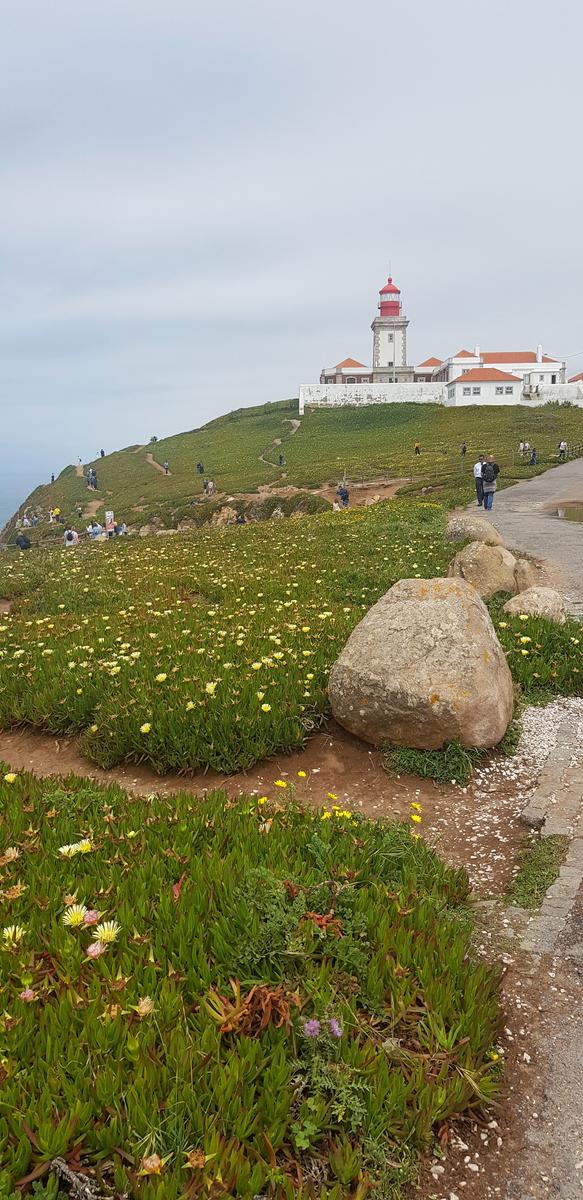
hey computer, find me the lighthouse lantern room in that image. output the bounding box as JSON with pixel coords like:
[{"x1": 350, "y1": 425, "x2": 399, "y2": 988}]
[{"x1": 371, "y1": 275, "x2": 414, "y2": 383}]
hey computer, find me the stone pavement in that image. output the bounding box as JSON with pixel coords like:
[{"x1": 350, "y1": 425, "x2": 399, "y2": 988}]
[{"x1": 470, "y1": 457, "x2": 583, "y2": 615}]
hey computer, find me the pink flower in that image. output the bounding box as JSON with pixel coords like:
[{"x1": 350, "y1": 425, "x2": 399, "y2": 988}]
[
  {"x1": 86, "y1": 941, "x2": 107, "y2": 958},
  {"x1": 83, "y1": 910, "x2": 100, "y2": 926},
  {"x1": 19, "y1": 988, "x2": 35, "y2": 1002}
]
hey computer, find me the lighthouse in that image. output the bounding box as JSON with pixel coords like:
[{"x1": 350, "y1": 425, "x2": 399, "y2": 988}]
[{"x1": 371, "y1": 275, "x2": 413, "y2": 383}]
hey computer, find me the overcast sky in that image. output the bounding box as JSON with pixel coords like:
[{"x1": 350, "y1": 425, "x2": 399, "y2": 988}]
[{"x1": 1, "y1": 0, "x2": 582, "y2": 521}]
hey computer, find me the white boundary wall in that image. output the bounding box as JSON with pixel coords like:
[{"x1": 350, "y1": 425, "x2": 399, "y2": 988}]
[
  {"x1": 298, "y1": 383, "x2": 446, "y2": 414},
  {"x1": 298, "y1": 382, "x2": 583, "y2": 415}
]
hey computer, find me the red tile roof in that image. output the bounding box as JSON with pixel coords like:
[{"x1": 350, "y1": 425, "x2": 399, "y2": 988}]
[
  {"x1": 335, "y1": 357, "x2": 368, "y2": 369},
  {"x1": 569, "y1": 372, "x2": 583, "y2": 383},
  {"x1": 481, "y1": 351, "x2": 560, "y2": 364},
  {"x1": 454, "y1": 349, "x2": 476, "y2": 358},
  {"x1": 417, "y1": 357, "x2": 442, "y2": 367},
  {"x1": 450, "y1": 367, "x2": 522, "y2": 385}
]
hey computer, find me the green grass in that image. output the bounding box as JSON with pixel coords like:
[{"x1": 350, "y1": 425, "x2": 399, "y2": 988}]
[
  {"x1": 6, "y1": 398, "x2": 583, "y2": 540},
  {"x1": 385, "y1": 742, "x2": 484, "y2": 787},
  {"x1": 0, "y1": 769, "x2": 502, "y2": 1198},
  {"x1": 0, "y1": 502, "x2": 455, "y2": 774},
  {"x1": 508, "y1": 834, "x2": 569, "y2": 908}
]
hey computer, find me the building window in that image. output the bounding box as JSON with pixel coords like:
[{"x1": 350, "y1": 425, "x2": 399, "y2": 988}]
[
  {"x1": 448, "y1": 388, "x2": 454, "y2": 399},
  {"x1": 495, "y1": 386, "x2": 503, "y2": 395},
  {"x1": 347, "y1": 377, "x2": 355, "y2": 383},
  {"x1": 462, "y1": 387, "x2": 471, "y2": 396},
  {"x1": 539, "y1": 374, "x2": 544, "y2": 381},
  {"x1": 472, "y1": 387, "x2": 481, "y2": 395},
  {"x1": 523, "y1": 374, "x2": 530, "y2": 384},
  {"x1": 551, "y1": 374, "x2": 557, "y2": 384},
  {"x1": 505, "y1": 386, "x2": 513, "y2": 394}
]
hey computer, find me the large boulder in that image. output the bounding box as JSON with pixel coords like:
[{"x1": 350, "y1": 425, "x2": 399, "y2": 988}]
[
  {"x1": 446, "y1": 514, "x2": 503, "y2": 545},
  {"x1": 514, "y1": 557, "x2": 550, "y2": 593},
  {"x1": 329, "y1": 577, "x2": 513, "y2": 751},
  {"x1": 503, "y1": 587, "x2": 566, "y2": 625},
  {"x1": 448, "y1": 541, "x2": 518, "y2": 598}
]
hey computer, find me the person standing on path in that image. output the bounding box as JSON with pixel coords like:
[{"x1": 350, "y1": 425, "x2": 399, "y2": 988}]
[
  {"x1": 473, "y1": 455, "x2": 485, "y2": 505},
  {"x1": 163, "y1": 461, "x2": 170, "y2": 474},
  {"x1": 414, "y1": 441, "x2": 421, "y2": 456},
  {"x1": 481, "y1": 454, "x2": 500, "y2": 510},
  {"x1": 559, "y1": 440, "x2": 567, "y2": 461}
]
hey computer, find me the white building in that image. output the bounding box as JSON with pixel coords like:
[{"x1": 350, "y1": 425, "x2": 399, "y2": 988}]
[
  {"x1": 432, "y1": 346, "x2": 565, "y2": 387},
  {"x1": 445, "y1": 367, "x2": 522, "y2": 406}
]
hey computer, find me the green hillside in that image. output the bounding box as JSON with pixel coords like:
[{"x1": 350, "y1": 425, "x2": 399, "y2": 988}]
[{"x1": 6, "y1": 398, "x2": 583, "y2": 539}]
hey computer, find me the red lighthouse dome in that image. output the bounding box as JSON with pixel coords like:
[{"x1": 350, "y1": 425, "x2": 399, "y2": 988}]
[{"x1": 378, "y1": 275, "x2": 402, "y2": 317}]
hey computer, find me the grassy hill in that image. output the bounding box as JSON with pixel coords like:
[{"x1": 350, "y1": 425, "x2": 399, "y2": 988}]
[{"x1": 6, "y1": 398, "x2": 583, "y2": 540}]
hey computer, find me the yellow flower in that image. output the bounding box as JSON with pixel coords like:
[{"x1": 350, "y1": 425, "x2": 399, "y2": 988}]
[
  {"x1": 410, "y1": 802, "x2": 422, "y2": 811},
  {"x1": 518, "y1": 614, "x2": 529, "y2": 621},
  {"x1": 90, "y1": 724, "x2": 98, "y2": 733},
  {"x1": 274, "y1": 780, "x2": 287, "y2": 788},
  {"x1": 258, "y1": 796, "x2": 267, "y2": 805},
  {"x1": 76, "y1": 839, "x2": 94, "y2": 854},
  {"x1": 76, "y1": 688, "x2": 83, "y2": 695},
  {"x1": 410, "y1": 814, "x2": 422, "y2": 824},
  {"x1": 62, "y1": 904, "x2": 88, "y2": 928},
  {"x1": 140, "y1": 723, "x2": 152, "y2": 734},
  {"x1": 3, "y1": 773, "x2": 17, "y2": 785},
  {"x1": 95, "y1": 920, "x2": 121, "y2": 944},
  {"x1": 327, "y1": 792, "x2": 337, "y2": 801},
  {"x1": 205, "y1": 681, "x2": 217, "y2": 696},
  {"x1": 251, "y1": 662, "x2": 261, "y2": 670},
  {"x1": 2, "y1": 924, "x2": 24, "y2": 946},
  {"x1": 155, "y1": 672, "x2": 167, "y2": 683},
  {"x1": 521, "y1": 649, "x2": 529, "y2": 656},
  {"x1": 320, "y1": 810, "x2": 331, "y2": 820},
  {"x1": 498, "y1": 621, "x2": 508, "y2": 628},
  {"x1": 297, "y1": 770, "x2": 307, "y2": 778},
  {"x1": 185, "y1": 700, "x2": 195, "y2": 711},
  {"x1": 257, "y1": 691, "x2": 265, "y2": 700},
  {"x1": 134, "y1": 996, "x2": 155, "y2": 1018},
  {"x1": 520, "y1": 636, "x2": 532, "y2": 644}
]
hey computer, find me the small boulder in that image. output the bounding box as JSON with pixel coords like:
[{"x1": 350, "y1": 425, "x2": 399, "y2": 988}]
[
  {"x1": 271, "y1": 506, "x2": 285, "y2": 519},
  {"x1": 364, "y1": 495, "x2": 381, "y2": 507},
  {"x1": 446, "y1": 513, "x2": 503, "y2": 545},
  {"x1": 210, "y1": 505, "x2": 238, "y2": 528},
  {"x1": 448, "y1": 541, "x2": 518, "y2": 598},
  {"x1": 329, "y1": 577, "x2": 513, "y2": 751},
  {"x1": 514, "y1": 557, "x2": 550, "y2": 593},
  {"x1": 503, "y1": 587, "x2": 566, "y2": 625}
]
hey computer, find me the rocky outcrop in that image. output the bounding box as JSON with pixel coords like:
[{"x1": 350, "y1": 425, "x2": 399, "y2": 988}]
[
  {"x1": 503, "y1": 587, "x2": 567, "y2": 624},
  {"x1": 446, "y1": 514, "x2": 503, "y2": 545},
  {"x1": 448, "y1": 541, "x2": 518, "y2": 598},
  {"x1": 329, "y1": 577, "x2": 513, "y2": 750},
  {"x1": 209, "y1": 506, "x2": 238, "y2": 528}
]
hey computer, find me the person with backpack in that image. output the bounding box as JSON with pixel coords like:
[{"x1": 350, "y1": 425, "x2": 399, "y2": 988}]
[
  {"x1": 481, "y1": 455, "x2": 500, "y2": 510},
  {"x1": 15, "y1": 532, "x2": 31, "y2": 551},
  {"x1": 473, "y1": 454, "x2": 485, "y2": 506},
  {"x1": 64, "y1": 527, "x2": 79, "y2": 546}
]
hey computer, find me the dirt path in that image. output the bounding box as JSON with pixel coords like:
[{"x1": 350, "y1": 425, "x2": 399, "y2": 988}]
[
  {"x1": 258, "y1": 417, "x2": 301, "y2": 468},
  {"x1": 74, "y1": 463, "x2": 84, "y2": 478},
  {"x1": 146, "y1": 452, "x2": 171, "y2": 475},
  {"x1": 472, "y1": 458, "x2": 583, "y2": 615},
  {"x1": 83, "y1": 497, "x2": 102, "y2": 520}
]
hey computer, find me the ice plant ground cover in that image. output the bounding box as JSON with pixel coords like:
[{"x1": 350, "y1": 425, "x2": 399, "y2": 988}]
[
  {"x1": 0, "y1": 770, "x2": 502, "y2": 1198},
  {"x1": 0, "y1": 503, "x2": 454, "y2": 774}
]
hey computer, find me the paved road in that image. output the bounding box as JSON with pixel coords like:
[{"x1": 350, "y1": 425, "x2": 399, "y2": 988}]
[{"x1": 470, "y1": 458, "x2": 583, "y2": 614}]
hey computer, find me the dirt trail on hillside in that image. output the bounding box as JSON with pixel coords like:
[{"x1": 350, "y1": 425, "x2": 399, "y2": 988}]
[
  {"x1": 74, "y1": 464, "x2": 84, "y2": 478},
  {"x1": 146, "y1": 453, "x2": 171, "y2": 475},
  {"x1": 83, "y1": 498, "x2": 102, "y2": 519}
]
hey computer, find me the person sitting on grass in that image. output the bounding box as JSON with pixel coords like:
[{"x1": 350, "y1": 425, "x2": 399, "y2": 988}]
[{"x1": 15, "y1": 532, "x2": 31, "y2": 551}]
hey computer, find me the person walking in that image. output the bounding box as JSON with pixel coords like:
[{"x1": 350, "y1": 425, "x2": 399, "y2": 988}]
[
  {"x1": 473, "y1": 455, "x2": 485, "y2": 505},
  {"x1": 414, "y1": 441, "x2": 421, "y2": 456},
  {"x1": 559, "y1": 439, "x2": 567, "y2": 461},
  {"x1": 460, "y1": 441, "x2": 467, "y2": 457},
  {"x1": 529, "y1": 447, "x2": 538, "y2": 466},
  {"x1": 518, "y1": 440, "x2": 524, "y2": 456},
  {"x1": 163, "y1": 461, "x2": 170, "y2": 474},
  {"x1": 481, "y1": 454, "x2": 500, "y2": 510}
]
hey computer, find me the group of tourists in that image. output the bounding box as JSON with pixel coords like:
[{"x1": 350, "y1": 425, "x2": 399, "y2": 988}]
[
  {"x1": 86, "y1": 468, "x2": 99, "y2": 490},
  {"x1": 334, "y1": 483, "x2": 349, "y2": 509},
  {"x1": 473, "y1": 454, "x2": 500, "y2": 510}
]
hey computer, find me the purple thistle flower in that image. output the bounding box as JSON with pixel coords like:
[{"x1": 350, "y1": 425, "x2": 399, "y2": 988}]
[
  {"x1": 302, "y1": 1018, "x2": 321, "y2": 1038},
  {"x1": 328, "y1": 1018, "x2": 343, "y2": 1039}
]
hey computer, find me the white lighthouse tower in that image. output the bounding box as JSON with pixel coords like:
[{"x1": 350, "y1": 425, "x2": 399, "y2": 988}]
[{"x1": 371, "y1": 275, "x2": 414, "y2": 383}]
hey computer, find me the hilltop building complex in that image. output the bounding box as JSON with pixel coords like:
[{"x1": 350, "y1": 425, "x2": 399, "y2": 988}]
[{"x1": 301, "y1": 276, "x2": 581, "y2": 413}]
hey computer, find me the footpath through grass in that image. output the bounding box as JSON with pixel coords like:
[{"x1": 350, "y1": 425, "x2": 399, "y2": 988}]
[{"x1": 0, "y1": 770, "x2": 502, "y2": 1198}]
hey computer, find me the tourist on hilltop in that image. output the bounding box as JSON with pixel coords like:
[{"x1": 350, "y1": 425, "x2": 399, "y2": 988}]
[
  {"x1": 163, "y1": 461, "x2": 170, "y2": 474},
  {"x1": 91, "y1": 471, "x2": 98, "y2": 490},
  {"x1": 22, "y1": 515, "x2": 30, "y2": 527},
  {"x1": 100, "y1": 449, "x2": 105, "y2": 458},
  {"x1": 336, "y1": 483, "x2": 349, "y2": 509},
  {"x1": 473, "y1": 455, "x2": 485, "y2": 506},
  {"x1": 414, "y1": 441, "x2": 421, "y2": 456},
  {"x1": 481, "y1": 455, "x2": 500, "y2": 511},
  {"x1": 460, "y1": 441, "x2": 467, "y2": 457},
  {"x1": 15, "y1": 532, "x2": 31, "y2": 551},
  {"x1": 529, "y1": 448, "x2": 538, "y2": 466},
  {"x1": 50, "y1": 473, "x2": 55, "y2": 484},
  {"x1": 559, "y1": 439, "x2": 567, "y2": 461},
  {"x1": 31, "y1": 514, "x2": 39, "y2": 527},
  {"x1": 64, "y1": 527, "x2": 79, "y2": 547}
]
